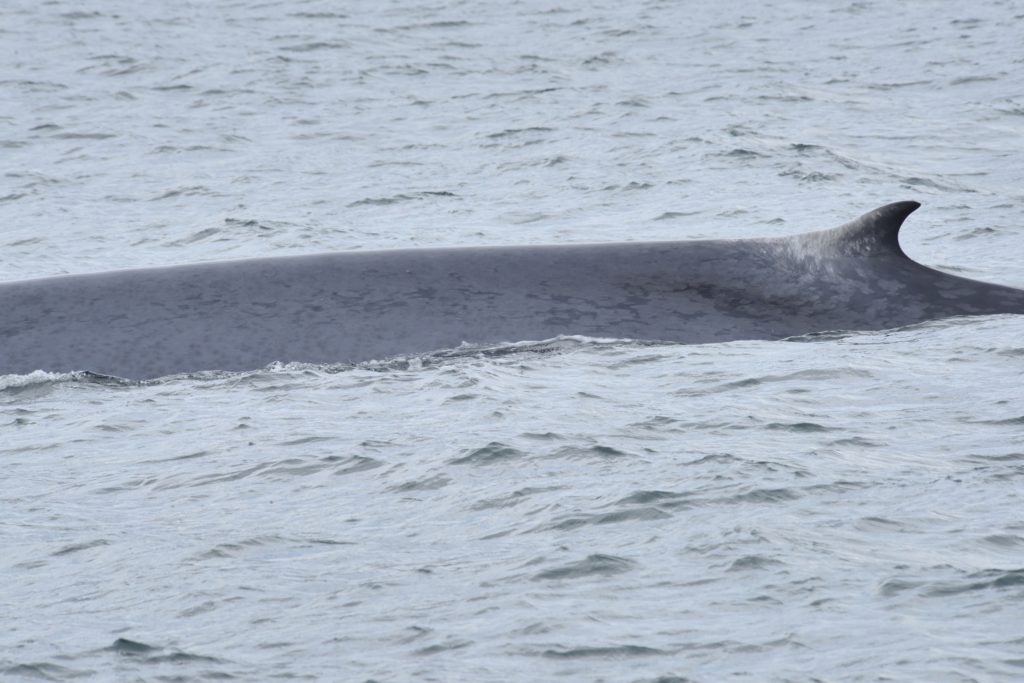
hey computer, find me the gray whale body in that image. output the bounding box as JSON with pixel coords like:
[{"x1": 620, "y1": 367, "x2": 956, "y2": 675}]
[{"x1": 2, "y1": 201, "x2": 1023, "y2": 380}]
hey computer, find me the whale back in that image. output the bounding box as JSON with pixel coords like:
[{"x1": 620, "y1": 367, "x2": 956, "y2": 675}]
[{"x1": 1, "y1": 202, "x2": 1022, "y2": 379}]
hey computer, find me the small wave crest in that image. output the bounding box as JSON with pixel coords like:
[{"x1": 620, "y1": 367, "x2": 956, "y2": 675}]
[
  {"x1": 0, "y1": 369, "x2": 132, "y2": 393},
  {"x1": 363, "y1": 335, "x2": 666, "y2": 371}
]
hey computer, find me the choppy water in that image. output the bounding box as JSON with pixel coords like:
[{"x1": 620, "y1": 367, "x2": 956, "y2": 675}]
[{"x1": 3, "y1": 0, "x2": 1024, "y2": 681}]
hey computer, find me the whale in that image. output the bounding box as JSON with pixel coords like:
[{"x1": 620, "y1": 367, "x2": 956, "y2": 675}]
[{"x1": 1, "y1": 201, "x2": 1023, "y2": 380}]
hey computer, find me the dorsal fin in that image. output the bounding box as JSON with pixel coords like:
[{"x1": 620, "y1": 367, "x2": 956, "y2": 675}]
[{"x1": 824, "y1": 201, "x2": 920, "y2": 257}]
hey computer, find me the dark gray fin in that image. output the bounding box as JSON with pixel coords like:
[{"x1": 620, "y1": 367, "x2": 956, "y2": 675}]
[{"x1": 825, "y1": 201, "x2": 921, "y2": 257}]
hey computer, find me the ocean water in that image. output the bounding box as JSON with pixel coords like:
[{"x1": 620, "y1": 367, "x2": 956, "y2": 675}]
[{"x1": 2, "y1": 0, "x2": 1024, "y2": 681}]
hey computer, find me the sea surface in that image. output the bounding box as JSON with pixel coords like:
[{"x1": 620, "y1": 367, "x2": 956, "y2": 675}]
[{"x1": 2, "y1": 1, "x2": 1024, "y2": 681}]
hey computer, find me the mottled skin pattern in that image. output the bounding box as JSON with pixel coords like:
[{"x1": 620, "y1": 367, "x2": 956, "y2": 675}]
[{"x1": 2, "y1": 202, "x2": 1022, "y2": 380}]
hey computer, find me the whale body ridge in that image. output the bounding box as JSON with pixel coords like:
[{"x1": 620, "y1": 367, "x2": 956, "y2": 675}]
[{"x1": 1, "y1": 201, "x2": 1022, "y2": 379}]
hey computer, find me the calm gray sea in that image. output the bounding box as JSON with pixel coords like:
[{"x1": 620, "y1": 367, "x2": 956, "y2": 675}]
[{"x1": 2, "y1": 0, "x2": 1024, "y2": 681}]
